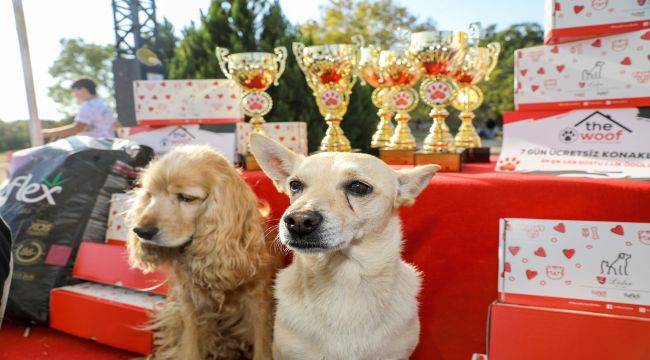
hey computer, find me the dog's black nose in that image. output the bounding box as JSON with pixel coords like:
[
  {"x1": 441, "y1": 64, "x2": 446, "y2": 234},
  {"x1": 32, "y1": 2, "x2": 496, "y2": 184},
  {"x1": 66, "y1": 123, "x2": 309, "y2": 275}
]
[
  {"x1": 133, "y1": 225, "x2": 159, "y2": 240},
  {"x1": 284, "y1": 211, "x2": 322, "y2": 236}
]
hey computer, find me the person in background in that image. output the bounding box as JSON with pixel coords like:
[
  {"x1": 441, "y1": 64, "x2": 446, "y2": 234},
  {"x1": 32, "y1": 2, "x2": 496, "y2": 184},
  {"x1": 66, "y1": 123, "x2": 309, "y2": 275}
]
[
  {"x1": 0, "y1": 216, "x2": 11, "y2": 327},
  {"x1": 43, "y1": 78, "x2": 117, "y2": 139}
]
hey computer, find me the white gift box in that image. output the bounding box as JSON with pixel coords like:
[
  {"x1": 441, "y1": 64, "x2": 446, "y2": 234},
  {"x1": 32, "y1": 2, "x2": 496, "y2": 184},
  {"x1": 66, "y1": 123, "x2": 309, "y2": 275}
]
[
  {"x1": 545, "y1": 0, "x2": 650, "y2": 44},
  {"x1": 514, "y1": 29, "x2": 650, "y2": 111},
  {"x1": 117, "y1": 124, "x2": 237, "y2": 163},
  {"x1": 498, "y1": 218, "x2": 650, "y2": 318},
  {"x1": 106, "y1": 193, "x2": 132, "y2": 245},
  {"x1": 236, "y1": 122, "x2": 308, "y2": 156},
  {"x1": 497, "y1": 108, "x2": 650, "y2": 179},
  {"x1": 133, "y1": 79, "x2": 243, "y2": 125}
]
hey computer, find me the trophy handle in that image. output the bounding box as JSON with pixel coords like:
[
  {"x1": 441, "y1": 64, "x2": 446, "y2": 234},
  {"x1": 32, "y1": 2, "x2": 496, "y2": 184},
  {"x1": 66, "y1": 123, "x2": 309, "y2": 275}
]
[
  {"x1": 215, "y1": 47, "x2": 232, "y2": 80},
  {"x1": 273, "y1": 46, "x2": 288, "y2": 86},
  {"x1": 484, "y1": 42, "x2": 501, "y2": 81},
  {"x1": 350, "y1": 35, "x2": 365, "y2": 89},
  {"x1": 292, "y1": 42, "x2": 315, "y2": 90}
]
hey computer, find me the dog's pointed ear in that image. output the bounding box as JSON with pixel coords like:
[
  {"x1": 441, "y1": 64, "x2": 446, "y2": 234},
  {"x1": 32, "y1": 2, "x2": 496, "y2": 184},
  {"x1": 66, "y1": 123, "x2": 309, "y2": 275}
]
[
  {"x1": 395, "y1": 164, "x2": 439, "y2": 207},
  {"x1": 250, "y1": 133, "x2": 303, "y2": 192}
]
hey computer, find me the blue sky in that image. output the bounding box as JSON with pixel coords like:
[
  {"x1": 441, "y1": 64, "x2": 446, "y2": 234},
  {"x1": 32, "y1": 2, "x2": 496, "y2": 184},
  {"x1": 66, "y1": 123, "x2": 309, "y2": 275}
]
[{"x1": 0, "y1": 0, "x2": 544, "y2": 122}]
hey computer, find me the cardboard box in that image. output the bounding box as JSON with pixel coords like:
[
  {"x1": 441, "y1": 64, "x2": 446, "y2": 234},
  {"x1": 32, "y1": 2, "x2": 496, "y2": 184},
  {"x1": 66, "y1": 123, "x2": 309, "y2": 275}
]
[
  {"x1": 50, "y1": 282, "x2": 163, "y2": 355},
  {"x1": 497, "y1": 108, "x2": 650, "y2": 179},
  {"x1": 514, "y1": 29, "x2": 650, "y2": 111},
  {"x1": 545, "y1": 0, "x2": 650, "y2": 44},
  {"x1": 133, "y1": 79, "x2": 242, "y2": 125},
  {"x1": 74, "y1": 242, "x2": 169, "y2": 295},
  {"x1": 236, "y1": 122, "x2": 308, "y2": 155},
  {"x1": 106, "y1": 193, "x2": 131, "y2": 245},
  {"x1": 499, "y1": 218, "x2": 650, "y2": 317},
  {"x1": 117, "y1": 124, "x2": 237, "y2": 162},
  {"x1": 487, "y1": 302, "x2": 650, "y2": 360}
]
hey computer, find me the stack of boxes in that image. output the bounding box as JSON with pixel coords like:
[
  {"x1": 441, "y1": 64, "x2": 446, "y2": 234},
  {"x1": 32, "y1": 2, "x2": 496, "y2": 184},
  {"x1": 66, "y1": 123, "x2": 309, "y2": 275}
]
[
  {"x1": 49, "y1": 194, "x2": 168, "y2": 355},
  {"x1": 119, "y1": 79, "x2": 308, "y2": 163}
]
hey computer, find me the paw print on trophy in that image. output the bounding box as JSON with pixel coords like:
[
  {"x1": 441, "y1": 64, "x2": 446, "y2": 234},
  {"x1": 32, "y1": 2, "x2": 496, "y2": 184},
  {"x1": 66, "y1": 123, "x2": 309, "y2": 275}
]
[{"x1": 216, "y1": 46, "x2": 287, "y2": 169}]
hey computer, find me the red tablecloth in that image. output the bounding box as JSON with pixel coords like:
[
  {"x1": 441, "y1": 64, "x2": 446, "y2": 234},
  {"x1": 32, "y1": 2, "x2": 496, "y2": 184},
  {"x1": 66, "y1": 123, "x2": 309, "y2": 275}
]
[{"x1": 242, "y1": 163, "x2": 650, "y2": 360}]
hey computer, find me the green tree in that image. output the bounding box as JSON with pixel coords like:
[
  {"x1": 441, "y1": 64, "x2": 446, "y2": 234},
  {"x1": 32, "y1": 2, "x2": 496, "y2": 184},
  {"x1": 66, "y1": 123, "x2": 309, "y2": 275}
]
[
  {"x1": 0, "y1": 119, "x2": 73, "y2": 152},
  {"x1": 474, "y1": 23, "x2": 544, "y2": 126},
  {"x1": 154, "y1": 17, "x2": 178, "y2": 75},
  {"x1": 47, "y1": 38, "x2": 114, "y2": 117}
]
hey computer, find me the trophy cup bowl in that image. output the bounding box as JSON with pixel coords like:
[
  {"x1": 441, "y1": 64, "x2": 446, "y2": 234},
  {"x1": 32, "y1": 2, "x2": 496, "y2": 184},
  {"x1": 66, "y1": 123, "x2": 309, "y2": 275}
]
[
  {"x1": 216, "y1": 46, "x2": 287, "y2": 169},
  {"x1": 409, "y1": 30, "x2": 468, "y2": 171},
  {"x1": 293, "y1": 40, "x2": 362, "y2": 152},
  {"x1": 359, "y1": 45, "x2": 395, "y2": 149},
  {"x1": 451, "y1": 42, "x2": 500, "y2": 155},
  {"x1": 378, "y1": 49, "x2": 421, "y2": 165}
]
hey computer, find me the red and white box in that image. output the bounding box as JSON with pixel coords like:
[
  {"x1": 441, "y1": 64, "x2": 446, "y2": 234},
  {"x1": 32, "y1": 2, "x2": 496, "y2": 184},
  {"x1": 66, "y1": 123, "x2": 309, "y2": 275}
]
[
  {"x1": 499, "y1": 218, "x2": 650, "y2": 318},
  {"x1": 545, "y1": 0, "x2": 650, "y2": 44},
  {"x1": 236, "y1": 122, "x2": 308, "y2": 155},
  {"x1": 514, "y1": 29, "x2": 650, "y2": 111},
  {"x1": 487, "y1": 301, "x2": 650, "y2": 360},
  {"x1": 497, "y1": 108, "x2": 650, "y2": 179},
  {"x1": 50, "y1": 282, "x2": 163, "y2": 355},
  {"x1": 74, "y1": 242, "x2": 169, "y2": 295},
  {"x1": 106, "y1": 193, "x2": 131, "y2": 245},
  {"x1": 133, "y1": 79, "x2": 242, "y2": 125},
  {"x1": 117, "y1": 124, "x2": 237, "y2": 162}
]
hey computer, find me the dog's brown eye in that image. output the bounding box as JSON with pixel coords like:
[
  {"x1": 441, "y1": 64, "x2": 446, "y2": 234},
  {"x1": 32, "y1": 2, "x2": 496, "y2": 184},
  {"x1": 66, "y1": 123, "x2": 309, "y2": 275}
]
[
  {"x1": 289, "y1": 180, "x2": 303, "y2": 194},
  {"x1": 346, "y1": 181, "x2": 372, "y2": 196},
  {"x1": 177, "y1": 194, "x2": 196, "y2": 202}
]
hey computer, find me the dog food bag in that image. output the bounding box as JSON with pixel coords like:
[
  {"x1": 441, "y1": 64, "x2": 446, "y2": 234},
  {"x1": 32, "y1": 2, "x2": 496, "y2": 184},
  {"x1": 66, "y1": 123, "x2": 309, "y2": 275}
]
[
  {"x1": 498, "y1": 218, "x2": 650, "y2": 318},
  {"x1": 0, "y1": 136, "x2": 153, "y2": 324}
]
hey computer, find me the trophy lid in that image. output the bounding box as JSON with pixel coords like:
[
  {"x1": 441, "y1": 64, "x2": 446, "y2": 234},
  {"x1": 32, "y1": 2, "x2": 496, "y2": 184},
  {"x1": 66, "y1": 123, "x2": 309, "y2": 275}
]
[
  {"x1": 228, "y1": 52, "x2": 277, "y2": 63},
  {"x1": 410, "y1": 30, "x2": 468, "y2": 47}
]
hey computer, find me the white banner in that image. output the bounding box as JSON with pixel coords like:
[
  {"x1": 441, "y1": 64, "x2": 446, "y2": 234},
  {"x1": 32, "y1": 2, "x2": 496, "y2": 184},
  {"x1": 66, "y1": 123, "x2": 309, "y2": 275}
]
[{"x1": 497, "y1": 108, "x2": 650, "y2": 179}]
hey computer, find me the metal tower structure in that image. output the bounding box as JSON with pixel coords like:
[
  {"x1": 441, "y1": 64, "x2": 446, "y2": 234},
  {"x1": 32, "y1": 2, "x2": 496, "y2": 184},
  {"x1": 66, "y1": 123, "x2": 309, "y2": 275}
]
[{"x1": 111, "y1": 0, "x2": 164, "y2": 126}]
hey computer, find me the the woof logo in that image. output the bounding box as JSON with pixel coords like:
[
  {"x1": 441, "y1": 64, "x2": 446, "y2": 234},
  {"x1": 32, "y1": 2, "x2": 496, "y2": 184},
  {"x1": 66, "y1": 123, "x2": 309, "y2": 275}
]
[
  {"x1": 559, "y1": 111, "x2": 632, "y2": 144},
  {"x1": 581, "y1": 61, "x2": 605, "y2": 82},
  {"x1": 591, "y1": 0, "x2": 608, "y2": 10},
  {"x1": 161, "y1": 126, "x2": 195, "y2": 148},
  {"x1": 0, "y1": 172, "x2": 65, "y2": 207}
]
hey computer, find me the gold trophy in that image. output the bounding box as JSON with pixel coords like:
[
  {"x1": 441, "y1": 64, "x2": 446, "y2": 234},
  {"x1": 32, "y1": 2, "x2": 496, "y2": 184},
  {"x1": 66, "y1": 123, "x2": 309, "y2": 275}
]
[
  {"x1": 379, "y1": 49, "x2": 421, "y2": 165},
  {"x1": 408, "y1": 30, "x2": 468, "y2": 171},
  {"x1": 293, "y1": 37, "x2": 363, "y2": 152},
  {"x1": 359, "y1": 45, "x2": 394, "y2": 149},
  {"x1": 451, "y1": 23, "x2": 500, "y2": 162},
  {"x1": 216, "y1": 46, "x2": 287, "y2": 169}
]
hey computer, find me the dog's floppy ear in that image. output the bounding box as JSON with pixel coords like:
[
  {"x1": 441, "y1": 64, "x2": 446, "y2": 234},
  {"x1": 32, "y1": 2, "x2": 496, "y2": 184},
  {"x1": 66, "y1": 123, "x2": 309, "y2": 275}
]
[
  {"x1": 250, "y1": 133, "x2": 303, "y2": 192},
  {"x1": 395, "y1": 164, "x2": 439, "y2": 207}
]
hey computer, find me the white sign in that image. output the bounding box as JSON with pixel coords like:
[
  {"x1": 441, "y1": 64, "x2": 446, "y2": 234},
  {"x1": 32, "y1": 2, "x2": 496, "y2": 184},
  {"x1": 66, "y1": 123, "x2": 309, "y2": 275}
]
[
  {"x1": 499, "y1": 218, "x2": 650, "y2": 318},
  {"x1": 497, "y1": 108, "x2": 650, "y2": 179}
]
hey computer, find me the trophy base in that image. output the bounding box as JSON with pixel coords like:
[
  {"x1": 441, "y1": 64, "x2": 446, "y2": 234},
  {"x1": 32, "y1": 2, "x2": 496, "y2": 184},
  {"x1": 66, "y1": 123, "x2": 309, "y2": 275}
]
[
  {"x1": 460, "y1": 147, "x2": 491, "y2": 163},
  {"x1": 379, "y1": 149, "x2": 415, "y2": 165},
  {"x1": 243, "y1": 154, "x2": 261, "y2": 171},
  {"x1": 414, "y1": 152, "x2": 462, "y2": 172}
]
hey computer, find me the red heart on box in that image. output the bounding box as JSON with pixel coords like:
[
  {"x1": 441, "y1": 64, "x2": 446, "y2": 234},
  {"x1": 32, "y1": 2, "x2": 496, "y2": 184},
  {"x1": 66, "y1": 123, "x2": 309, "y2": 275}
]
[
  {"x1": 578, "y1": 81, "x2": 586, "y2": 88},
  {"x1": 504, "y1": 262, "x2": 511, "y2": 272},
  {"x1": 204, "y1": 94, "x2": 210, "y2": 99},
  {"x1": 574, "y1": 5, "x2": 584, "y2": 13},
  {"x1": 186, "y1": 81, "x2": 193, "y2": 86},
  {"x1": 553, "y1": 222, "x2": 566, "y2": 233},
  {"x1": 520, "y1": 69, "x2": 528, "y2": 76},
  {"x1": 563, "y1": 248, "x2": 575, "y2": 259},
  {"x1": 640, "y1": 0, "x2": 647, "y2": 5},
  {"x1": 597, "y1": 276, "x2": 606, "y2": 284},
  {"x1": 591, "y1": 39, "x2": 602, "y2": 48},
  {"x1": 537, "y1": 67, "x2": 545, "y2": 74},
  {"x1": 218, "y1": 93, "x2": 224, "y2": 99},
  {"x1": 165, "y1": 94, "x2": 171, "y2": 100},
  {"x1": 531, "y1": 85, "x2": 539, "y2": 92},
  {"x1": 138, "y1": 95, "x2": 145, "y2": 100},
  {"x1": 148, "y1": 106, "x2": 154, "y2": 112},
  {"x1": 550, "y1": 46, "x2": 559, "y2": 54},
  {"x1": 160, "y1": 81, "x2": 166, "y2": 87},
  {"x1": 641, "y1": 31, "x2": 650, "y2": 40},
  {"x1": 227, "y1": 105, "x2": 232, "y2": 110},
  {"x1": 611, "y1": 225, "x2": 624, "y2": 235},
  {"x1": 534, "y1": 247, "x2": 546, "y2": 257},
  {"x1": 555, "y1": 2, "x2": 561, "y2": 11},
  {"x1": 556, "y1": 65, "x2": 565, "y2": 73},
  {"x1": 231, "y1": 93, "x2": 237, "y2": 99},
  {"x1": 526, "y1": 270, "x2": 538, "y2": 280},
  {"x1": 621, "y1": 57, "x2": 632, "y2": 65},
  {"x1": 152, "y1": 95, "x2": 158, "y2": 100},
  {"x1": 508, "y1": 246, "x2": 520, "y2": 256}
]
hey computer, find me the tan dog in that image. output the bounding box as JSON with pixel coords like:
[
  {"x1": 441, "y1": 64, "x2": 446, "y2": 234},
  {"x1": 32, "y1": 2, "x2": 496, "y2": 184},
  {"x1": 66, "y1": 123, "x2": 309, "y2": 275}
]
[
  {"x1": 127, "y1": 145, "x2": 277, "y2": 360},
  {"x1": 251, "y1": 134, "x2": 438, "y2": 360}
]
